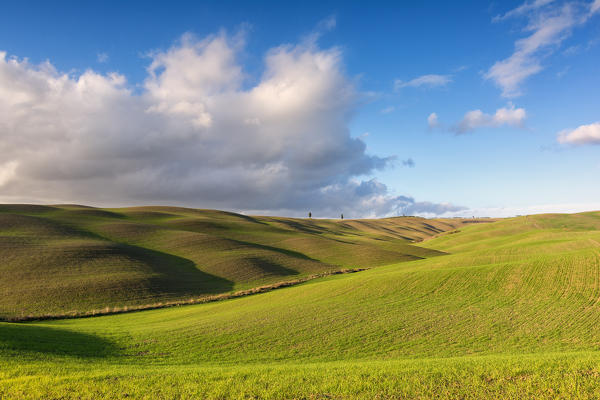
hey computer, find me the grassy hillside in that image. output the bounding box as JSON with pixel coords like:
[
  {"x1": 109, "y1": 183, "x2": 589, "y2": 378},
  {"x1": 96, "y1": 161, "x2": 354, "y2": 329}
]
[
  {"x1": 2, "y1": 211, "x2": 600, "y2": 398},
  {"x1": 0, "y1": 204, "x2": 472, "y2": 320}
]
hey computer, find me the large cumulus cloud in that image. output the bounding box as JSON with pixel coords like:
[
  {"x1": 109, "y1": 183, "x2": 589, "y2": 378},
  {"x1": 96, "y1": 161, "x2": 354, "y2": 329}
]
[{"x1": 0, "y1": 33, "x2": 463, "y2": 217}]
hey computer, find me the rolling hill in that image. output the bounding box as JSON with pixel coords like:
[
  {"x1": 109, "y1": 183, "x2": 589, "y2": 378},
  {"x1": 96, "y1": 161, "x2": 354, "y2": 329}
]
[
  {"x1": 2, "y1": 210, "x2": 600, "y2": 398},
  {"x1": 0, "y1": 204, "x2": 475, "y2": 320}
]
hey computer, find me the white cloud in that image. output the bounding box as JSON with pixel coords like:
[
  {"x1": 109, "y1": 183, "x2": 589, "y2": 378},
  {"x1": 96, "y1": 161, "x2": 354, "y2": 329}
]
[
  {"x1": 394, "y1": 74, "x2": 452, "y2": 90},
  {"x1": 486, "y1": 1, "x2": 598, "y2": 97},
  {"x1": 427, "y1": 112, "x2": 439, "y2": 129},
  {"x1": 380, "y1": 106, "x2": 395, "y2": 114},
  {"x1": 557, "y1": 122, "x2": 600, "y2": 145},
  {"x1": 493, "y1": 0, "x2": 555, "y2": 21},
  {"x1": 455, "y1": 104, "x2": 526, "y2": 133},
  {"x1": 97, "y1": 52, "x2": 109, "y2": 63},
  {"x1": 0, "y1": 160, "x2": 17, "y2": 187},
  {"x1": 402, "y1": 201, "x2": 466, "y2": 218},
  {"x1": 592, "y1": 0, "x2": 600, "y2": 14},
  {"x1": 455, "y1": 202, "x2": 600, "y2": 218},
  {"x1": 304, "y1": 15, "x2": 337, "y2": 45},
  {"x1": 318, "y1": 15, "x2": 337, "y2": 31},
  {"x1": 402, "y1": 158, "x2": 415, "y2": 168},
  {"x1": 0, "y1": 35, "x2": 460, "y2": 218}
]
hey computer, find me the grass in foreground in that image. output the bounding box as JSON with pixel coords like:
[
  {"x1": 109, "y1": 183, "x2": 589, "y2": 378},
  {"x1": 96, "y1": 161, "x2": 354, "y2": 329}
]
[{"x1": 3, "y1": 353, "x2": 600, "y2": 399}]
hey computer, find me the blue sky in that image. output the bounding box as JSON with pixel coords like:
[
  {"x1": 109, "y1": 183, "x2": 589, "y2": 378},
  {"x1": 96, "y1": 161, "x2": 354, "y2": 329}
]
[{"x1": 0, "y1": 0, "x2": 599, "y2": 217}]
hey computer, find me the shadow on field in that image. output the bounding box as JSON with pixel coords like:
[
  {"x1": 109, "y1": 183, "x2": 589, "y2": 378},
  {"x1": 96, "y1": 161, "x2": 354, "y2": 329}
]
[
  {"x1": 231, "y1": 239, "x2": 322, "y2": 262},
  {"x1": 245, "y1": 257, "x2": 299, "y2": 276},
  {"x1": 128, "y1": 245, "x2": 235, "y2": 295},
  {"x1": 0, "y1": 323, "x2": 117, "y2": 358}
]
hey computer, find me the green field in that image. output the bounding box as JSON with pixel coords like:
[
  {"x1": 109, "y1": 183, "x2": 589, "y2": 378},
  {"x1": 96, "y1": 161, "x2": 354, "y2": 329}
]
[
  {"x1": 2, "y1": 207, "x2": 600, "y2": 398},
  {"x1": 0, "y1": 204, "x2": 467, "y2": 320}
]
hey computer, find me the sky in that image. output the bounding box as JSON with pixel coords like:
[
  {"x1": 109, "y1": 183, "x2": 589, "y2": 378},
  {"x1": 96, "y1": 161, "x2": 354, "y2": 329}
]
[{"x1": 0, "y1": 0, "x2": 599, "y2": 218}]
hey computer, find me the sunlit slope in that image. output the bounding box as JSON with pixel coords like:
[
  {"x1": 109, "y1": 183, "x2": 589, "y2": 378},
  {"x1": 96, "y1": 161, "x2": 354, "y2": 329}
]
[{"x1": 0, "y1": 204, "x2": 471, "y2": 320}]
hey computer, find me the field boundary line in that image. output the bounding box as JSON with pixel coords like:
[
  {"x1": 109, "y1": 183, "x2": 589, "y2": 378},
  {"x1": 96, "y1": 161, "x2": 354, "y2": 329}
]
[{"x1": 3, "y1": 267, "x2": 368, "y2": 323}]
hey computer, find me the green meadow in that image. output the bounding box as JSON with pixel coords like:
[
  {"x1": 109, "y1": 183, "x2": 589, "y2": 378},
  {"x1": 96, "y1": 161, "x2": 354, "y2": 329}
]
[{"x1": 2, "y1": 206, "x2": 600, "y2": 398}]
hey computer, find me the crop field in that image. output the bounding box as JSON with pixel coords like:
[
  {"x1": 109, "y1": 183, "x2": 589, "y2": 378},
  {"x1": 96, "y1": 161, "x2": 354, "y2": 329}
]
[{"x1": 2, "y1": 207, "x2": 600, "y2": 398}]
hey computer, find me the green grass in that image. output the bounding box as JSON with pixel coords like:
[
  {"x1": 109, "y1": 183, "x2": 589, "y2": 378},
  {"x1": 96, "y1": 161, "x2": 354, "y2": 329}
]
[
  {"x1": 2, "y1": 209, "x2": 600, "y2": 398},
  {"x1": 5, "y1": 354, "x2": 600, "y2": 399},
  {"x1": 0, "y1": 204, "x2": 468, "y2": 320}
]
